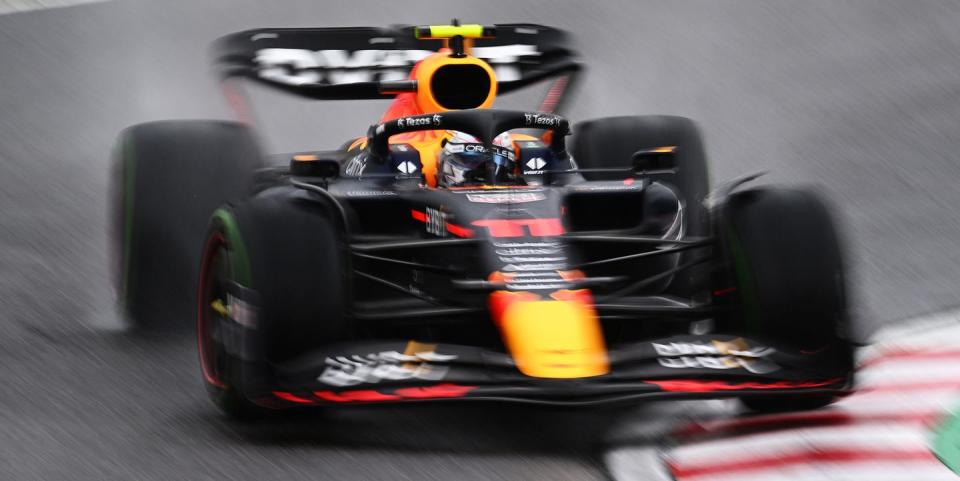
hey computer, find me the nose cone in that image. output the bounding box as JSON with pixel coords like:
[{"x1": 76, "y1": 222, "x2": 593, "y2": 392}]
[{"x1": 494, "y1": 295, "x2": 609, "y2": 378}]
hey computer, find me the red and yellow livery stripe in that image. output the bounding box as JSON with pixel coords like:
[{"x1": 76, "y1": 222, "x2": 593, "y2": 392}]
[{"x1": 490, "y1": 289, "x2": 609, "y2": 379}]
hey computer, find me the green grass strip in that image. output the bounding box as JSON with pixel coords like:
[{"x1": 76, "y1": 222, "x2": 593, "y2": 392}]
[{"x1": 934, "y1": 406, "x2": 960, "y2": 474}]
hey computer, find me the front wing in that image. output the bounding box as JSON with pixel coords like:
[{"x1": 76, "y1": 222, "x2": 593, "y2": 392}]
[{"x1": 244, "y1": 334, "x2": 853, "y2": 407}]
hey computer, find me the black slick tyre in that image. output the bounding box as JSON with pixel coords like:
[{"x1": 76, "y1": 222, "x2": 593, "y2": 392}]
[
  {"x1": 572, "y1": 116, "x2": 710, "y2": 294},
  {"x1": 197, "y1": 187, "x2": 348, "y2": 418},
  {"x1": 571, "y1": 115, "x2": 710, "y2": 237},
  {"x1": 719, "y1": 187, "x2": 854, "y2": 412},
  {"x1": 111, "y1": 121, "x2": 263, "y2": 330}
]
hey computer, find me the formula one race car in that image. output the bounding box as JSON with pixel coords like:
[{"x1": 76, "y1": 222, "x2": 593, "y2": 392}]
[{"x1": 110, "y1": 22, "x2": 856, "y2": 418}]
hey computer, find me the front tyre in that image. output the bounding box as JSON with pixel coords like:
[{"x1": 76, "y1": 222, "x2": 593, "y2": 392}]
[
  {"x1": 718, "y1": 187, "x2": 855, "y2": 412},
  {"x1": 197, "y1": 187, "x2": 349, "y2": 419},
  {"x1": 197, "y1": 217, "x2": 264, "y2": 419}
]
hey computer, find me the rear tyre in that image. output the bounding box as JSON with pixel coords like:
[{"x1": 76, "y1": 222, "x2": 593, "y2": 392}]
[
  {"x1": 197, "y1": 188, "x2": 348, "y2": 418},
  {"x1": 572, "y1": 116, "x2": 710, "y2": 294},
  {"x1": 572, "y1": 115, "x2": 710, "y2": 237},
  {"x1": 718, "y1": 188, "x2": 854, "y2": 412},
  {"x1": 111, "y1": 121, "x2": 263, "y2": 330}
]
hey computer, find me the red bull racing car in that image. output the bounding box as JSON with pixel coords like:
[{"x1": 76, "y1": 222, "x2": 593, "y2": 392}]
[{"x1": 111, "y1": 22, "x2": 856, "y2": 418}]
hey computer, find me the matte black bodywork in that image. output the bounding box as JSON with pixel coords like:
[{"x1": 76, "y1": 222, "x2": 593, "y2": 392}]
[{"x1": 224, "y1": 109, "x2": 854, "y2": 407}]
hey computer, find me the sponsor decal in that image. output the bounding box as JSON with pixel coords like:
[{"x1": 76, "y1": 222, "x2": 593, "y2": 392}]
[
  {"x1": 491, "y1": 241, "x2": 568, "y2": 279},
  {"x1": 505, "y1": 282, "x2": 568, "y2": 290},
  {"x1": 344, "y1": 190, "x2": 398, "y2": 197},
  {"x1": 318, "y1": 344, "x2": 457, "y2": 387},
  {"x1": 493, "y1": 241, "x2": 559, "y2": 248},
  {"x1": 526, "y1": 157, "x2": 547, "y2": 171},
  {"x1": 493, "y1": 146, "x2": 515, "y2": 161},
  {"x1": 499, "y1": 256, "x2": 565, "y2": 263},
  {"x1": 495, "y1": 247, "x2": 560, "y2": 256},
  {"x1": 343, "y1": 153, "x2": 367, "y2": 176},
  {"x1": 502, "y1": 263, "x2": 566, "y2": 272},
  {"x1": 569, "y1": 183, "x2": 643, "y2": 192},
  {"x1": 446, "y1": 143, "x2": 515, "y2": 160},
  {"x1": 396, "y1": 161, "x2": 418, "y2": 174},
  {"x1": 653, "y1": 338, "x2": 779, "y2": 374},
  {"x1": 425, "y1": 207, "x2": 444, "y2": 236},
  {"x1": 255, "y1": 48, "x2": 431, "y2": 85},
  {"x1": 656, "y1": 356, "x2": 777, "y2": 373},
  {"x1": 523, "y1": 112, "x2": 561, "y2": 127},
  {"x1": 451, "y1": 188, "x2": 541, "y2": 195},
  {"x1": 397, "y1": 114, "x2": 442, "y2": 128},
  {"x1": 255, "y1": 45, "x2": 540, "y2": 86},
  {"x1": 653, "y1": 338, "x2": 772, "y2": 357},
  {"x1": 465, "y1": 192, "x2": 546, "y2": 204},
  {"x1": 499, "y1": 275, "x2": 563, "y2": 283},
  {"x1": 569, "y1": 181, "x2": 644, "y2": 192},
  {"x1": 498, "y1": 276, "x2": 569, "y2": 292}
]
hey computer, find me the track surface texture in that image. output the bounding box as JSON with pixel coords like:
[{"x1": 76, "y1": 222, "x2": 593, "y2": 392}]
[{"x1": 3, "y1": 1, "x2": 960, "y2": 480}]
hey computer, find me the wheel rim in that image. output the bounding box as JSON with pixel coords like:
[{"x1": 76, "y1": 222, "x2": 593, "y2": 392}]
[{"x1": 198, "y1": 232, "x2": 229, "y2": 389}]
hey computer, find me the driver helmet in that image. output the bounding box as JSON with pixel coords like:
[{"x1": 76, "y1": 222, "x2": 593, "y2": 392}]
[{"x1": 438, "y1": 131, "x2": 518, "y2": 187}]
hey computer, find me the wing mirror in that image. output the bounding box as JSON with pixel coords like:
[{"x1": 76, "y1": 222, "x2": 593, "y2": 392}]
[
  {"x1": 632, "y1": 146, "x2": 677, "y2": 175},
  {"x1": 290, "y1": 154, "x2": 340, "y2": 179}
]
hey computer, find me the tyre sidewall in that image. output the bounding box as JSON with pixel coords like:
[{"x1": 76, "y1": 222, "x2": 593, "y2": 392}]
[
  {"x1": 229, "y1": 186, "x2": 350, "y2": 365},
  {"x1": 113, "y1": 120, "x2": 263, "y2": 329},
  {"x1": 718, "y1": 187, "x2": 850, "y2": 348}
]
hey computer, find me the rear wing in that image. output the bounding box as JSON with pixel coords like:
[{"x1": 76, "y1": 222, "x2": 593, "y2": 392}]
[{"x1": 213, "y1": 24, "x2": 581, "y2": 113}]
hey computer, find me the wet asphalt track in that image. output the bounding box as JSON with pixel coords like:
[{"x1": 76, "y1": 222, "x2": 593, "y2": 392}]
[{"x1": 3, "y1": 1, "x2": 960, "y2": 479}]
